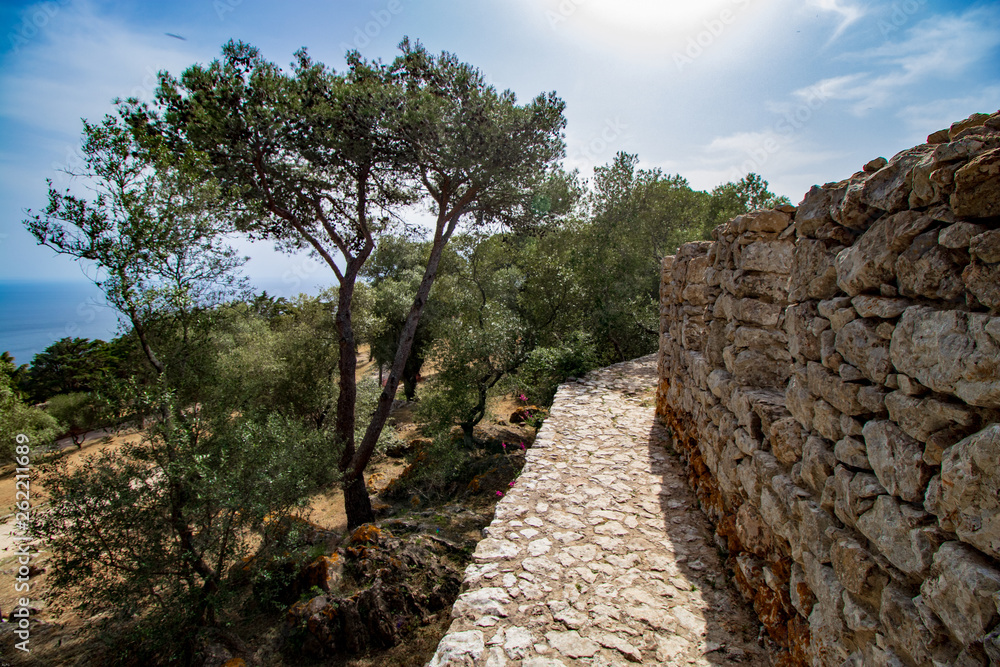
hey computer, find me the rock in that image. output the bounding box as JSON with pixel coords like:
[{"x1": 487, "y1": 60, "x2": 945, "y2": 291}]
[
  {"x1": 879, "y1": 583, "x2": 946, "y2": 665},
  {"x1": 856, "y1": 495, "x2": 942, "y2": 576},
  {"x1": 937, "y1": 424, "x2": 1000, "y2": 559},
  {"x1": 770, "y1": 417, "x2": 808, "y2": 465},
  {"x1": 786, "y1": 302, "x2": 822, "y2": 363},
  {"x1": 939, "y1": 222, "x2": 988, "y2": 249},
  {"x1": 862, "y1": 420, "x2": 933, "y2": 503},
  {"x1": 850, "y1": 295, "x2": 912, "y2": 319},
  {"x1": 835, "y1": 318, "x2": 893, "y2": 384},
  {"x1": 739, "y1": 240, "x2": 795, "y2": 273},
  {"x1": 429, "y1": 630, "x2": 486, "y2": 667},
  {"x1": 830, "y1": 534, "x2": 888, "y2": 606},
  {"x1": 921, "y1": 541, "x2": 1000, "y2": 646},
  {"x1": 864, "y1": 157, "x2": 888, "y2": 172},
  {"x1": 833, "y1": 172, "x2": 879, "y2": 231},
  {"x1": 789, "y1": 240, "x2": 841, "y2": 301},
  {"x1": 807, "y1": 361, "x2": 867, "y2": 416},
  {"x1": 950, "y1": 112, "x2": 992, "y2": 140},
  {"x1": 544, "y1": 630, "x2": 600, "y2": 658},
  {"x1": 835, "y1": 211, "x2": 935, "y2": 296},
  {"x1": 885, "y1": 391, "x2": 965, "y2": 443},
  {"x1": 895, "y1": 230, "x2": 967, "y2": 302},
  {"x1": 802, "y1": 435, "x2": 837, "y2": 494},
  {"x1": 862, "y1": 146, "x2": 932, "y2": 213},
  {"x1": 738, "y1": 209, "x2": 792, "y2": 234},
  {"x1": 964, "y1": 261, "x2": 1000, "y2": 311},
  {"x1": 453, "y1": 588, "x2": 512, "y2": 619},
  {"x1": 834, "y1": 436, "x2": 870, "y2": 469},
  {"x1": 795, "y1": 185, "x2": 836, "y2": 237},
  {"x1": 971, "y1": 229, "x2": 1000, "y2": 263},
  {"x1": 952, "y1": 147, "x2": 1000, "y2": 218},
  {"x1": 890, "y1": 306, "x2": 1000, "y2": 408}
]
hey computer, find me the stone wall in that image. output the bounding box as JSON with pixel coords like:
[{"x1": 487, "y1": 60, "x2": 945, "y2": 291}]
[{"x1": 656, "y1": 111, "x2": 1000, "y2": 667}]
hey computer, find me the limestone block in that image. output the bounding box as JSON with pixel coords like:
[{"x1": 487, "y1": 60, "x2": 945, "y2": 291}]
[
  {"x1": 795, "y1": 184, "x2": 836, "y2": 237},
  {"x1": 787, "y1": 373, "x2": 816, "y2": 431},
  {"x1": 786, "y1": 302, "x2": 822, "y2": 363},
  {"x1": 813, "y1": 400, "x2": 844, "y2": 442},
  {"x1": 735, "y1": 427, "x2": 762, "y2": 456},
  {"x1": 735, "y1": 501, "x2": 776, "y2": 559},
  {"x1": 707, "y1": 369, "x2": 733, "y2": 400},
  {"x1": 790, "y1": 561, "x2": 816, "y2": 618},
  {"x1": 728, "y1": 271, "x2": 790, "y2": 302},
  {"x1": 952, "y1": 147, "x2": 1000, "y2": 219},
  {"x1": 938, "y1": 424, "x2": 1000, "y2": 560},
  {"x1": 862, "y1": 420, "x2": 933, "y2": 503},
  {"x1": 895, "y1": 230, "x2": 967, "y2": 302},
  {"x1": 734, "y1": 297, "x2": 783, "y2": 327},
  {"x1": 964, "y1": 260, "x2": 1000, "y2": 311},
  {"x1": 739, "y1": 240, "x2": 795, "y2": 274},
  {"x1": 835, "y1": 211, "x2": 936, "y2": 296},
  {"x1": 830, "y1": 533, "x2": 889, "y2": 606},
  {"x1": 939, "y1": 221, "x2": 988, "y2": 249},
  {"x1": 862, "y1": 145, "x2": 933, "y2": 213},
  {"x1": 789, "y1": 239, "x2": 841, "y2": 301},
  {"x1": 850, "y1": 295, "x2": 913, "y2": 319},
  {"x1": 732, "y1": 326, "x2": 790, "y2": 358},
  {"x1": 834, "y1": 436, "x2": 870, "y2": 469},
  {"x1": 921, "y1": 541, "x2": 1000, "y2": 646},
  {"x1": 970, "y1": 229, "x2": 1000, "y2": 264},
  {"x1": 879, "y1": 583, "x2": 947, "y2": 666},
  {"x1": 833, "y1": 172, "x2": 879, "y2": 231},
  {"x1": 797, "y1": 498, "x2": 836, "y2": 562},
  {"x1": 856, "y1": 495, "x2": 943, "y2": 577},
  {"x1": 737, "y1": 209, "x2": 792, "y2": 234},
  {"x1": 807, "y1": 361, "x2": 868, "y2": 416},
  {"x1": 835, "y1": 318, "x2": 894, "y2": 384},
  {"x1": 802, "y1": 436, "x2": 837, "y2": 494},
  {"x1": 890, "y1": 306, "x2": 1000, "y2": 408},
  {"x1": 770, "y1": 417, "x2": 809, "y2": 465}
]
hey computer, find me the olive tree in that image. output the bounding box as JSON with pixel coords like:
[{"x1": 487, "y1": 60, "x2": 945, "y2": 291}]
[{"x1": 140, "y1": 39, "x2": 566, "y2": 527}]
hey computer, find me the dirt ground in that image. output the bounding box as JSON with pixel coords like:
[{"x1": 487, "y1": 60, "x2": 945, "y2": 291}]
[{"x1": 0, "y1": 348, "x2": 533, "y2": 665}]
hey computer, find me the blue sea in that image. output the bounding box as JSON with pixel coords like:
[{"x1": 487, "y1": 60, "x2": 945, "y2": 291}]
[{"x1": 0, "y1": 280, "x2": 123, "y2": 366}]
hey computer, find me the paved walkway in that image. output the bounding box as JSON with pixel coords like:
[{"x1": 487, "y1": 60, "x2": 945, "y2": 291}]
[{"x1": 428, "y1": 356, "x2": 770, "y2": 666}]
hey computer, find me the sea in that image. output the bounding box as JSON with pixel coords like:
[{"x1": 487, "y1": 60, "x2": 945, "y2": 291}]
[
  {"x1": 0, "y1": 280, "x2": 123, "y2": 366},
  {"x1": 0, "y1": 277, "x2": 334, "y2": 367}
]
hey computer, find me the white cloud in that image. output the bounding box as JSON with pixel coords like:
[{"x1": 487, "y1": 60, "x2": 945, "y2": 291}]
[
  {"x1": 810, "y1": 0, "x2": 865, "y2": 43},
  {"x1": 793, "y1": 6, "x2": 1000, "y2": 115}
]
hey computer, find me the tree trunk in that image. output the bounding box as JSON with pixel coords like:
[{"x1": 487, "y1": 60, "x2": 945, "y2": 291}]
[{"x1": 343, "y1": 474, "x2": 374, "y2": 528}]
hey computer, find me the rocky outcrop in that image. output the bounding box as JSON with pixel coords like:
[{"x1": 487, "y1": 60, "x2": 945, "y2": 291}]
[{"x1": 657, "y1": 111, "x2": 1000, "y2": 666}]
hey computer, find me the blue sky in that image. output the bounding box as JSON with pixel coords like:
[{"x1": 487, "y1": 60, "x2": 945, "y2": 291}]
[{"x1": 1, "y1": 0, "x2": 998, "y2": 292}]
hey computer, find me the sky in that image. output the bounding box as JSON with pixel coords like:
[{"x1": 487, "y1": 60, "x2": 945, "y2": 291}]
[{"x1": 0, "y1": 0, "x2": 998, "y2": 295}]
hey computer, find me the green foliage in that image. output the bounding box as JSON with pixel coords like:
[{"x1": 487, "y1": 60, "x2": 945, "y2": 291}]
[
  {"x1": 45, "y1": 392, "x2": 107, "y2": 447},
  {"x1": 0, "y1": 358, "x2": 60, "y2": 460},
  {"x1": 36, "y1": 383, "x2": 339, "y2": 657},
  {"x1": 26, "y1": 337, "x2": 119, "y2": 402},
  {"x1": 516, "y1": 332, "x2": 599, "y2": 405},
  {"x1": 708, "y1": 172, "x2": 792, "y2": 230}
]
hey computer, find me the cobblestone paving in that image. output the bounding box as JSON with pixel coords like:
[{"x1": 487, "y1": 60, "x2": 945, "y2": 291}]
[{"x1": 429, "y1": 355, "x2": 771, "y2": 666}]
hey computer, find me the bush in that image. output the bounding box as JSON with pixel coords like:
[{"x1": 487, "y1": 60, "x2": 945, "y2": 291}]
[
  {"x1": 36, "y1": 384, "x2": 340, "y2": 661},
  {"x1": 515, "y1": 331, "x2": 599, "y2": 405},
  {"x1": 45, "y1": 392, "x2": 107, "y2": 447}
]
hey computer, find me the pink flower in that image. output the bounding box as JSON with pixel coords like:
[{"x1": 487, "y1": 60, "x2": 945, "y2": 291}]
[
  {"x1": 519, "y1": 442, "x2": 525, "y2": 450},
  {"x1": 519, "y1": 393, "x2": 527, "y2": 402},
  {"x1": 496, "y1": 490, "x2": 504, "y2": 497},
  {"x1": 508, "y1": 481, "x2": 515, "y2": 487}
]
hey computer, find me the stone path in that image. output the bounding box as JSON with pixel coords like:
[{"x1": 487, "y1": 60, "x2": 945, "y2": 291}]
[{"x1": 428, "y1": 356, "x2": 771, "y2": 666}]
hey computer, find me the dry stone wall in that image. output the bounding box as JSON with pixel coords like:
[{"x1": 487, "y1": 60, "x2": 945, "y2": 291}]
[{"x1": 656, "y1": 111, "x2": 1000, "y2": 667}]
